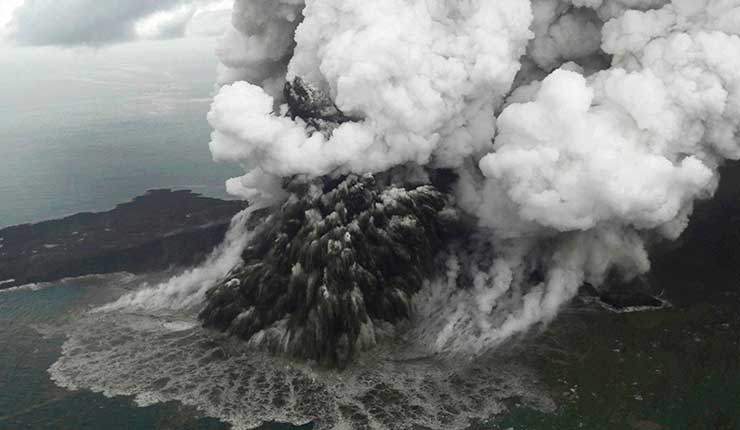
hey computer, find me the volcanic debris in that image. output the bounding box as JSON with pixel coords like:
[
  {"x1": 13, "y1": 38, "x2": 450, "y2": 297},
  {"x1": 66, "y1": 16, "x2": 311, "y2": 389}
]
[{"x1": 200, "y1": 174, "x2": 458, "y2": 367}]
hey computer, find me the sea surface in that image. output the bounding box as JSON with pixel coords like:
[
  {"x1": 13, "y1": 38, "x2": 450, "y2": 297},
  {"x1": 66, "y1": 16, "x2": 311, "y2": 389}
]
[
  {"x1": 0, "y1": 273, "x2": 553, "y2": 430},
  {"x1": 0, "y1": 38, "x2": 241, "y2": 229},
  {"x1": 3, "y1": 269, "x2": 739, "y2": 430},
  {"x1": 0, "y1": 275, "x2": 229, "y2": 429}
]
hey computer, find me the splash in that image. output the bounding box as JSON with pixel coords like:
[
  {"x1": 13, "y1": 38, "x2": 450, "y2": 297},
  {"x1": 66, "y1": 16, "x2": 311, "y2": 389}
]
[{"x1": 50, "y1": 299, "x2": 553, "y2": 430}]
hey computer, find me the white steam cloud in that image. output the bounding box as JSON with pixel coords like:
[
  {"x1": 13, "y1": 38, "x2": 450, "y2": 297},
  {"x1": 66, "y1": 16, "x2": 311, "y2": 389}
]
[
  {"x1": 209, "y1": 0, "x2": 533, "y2": 200},
  {"x1": 208, "y1": 0, "x2": 740, "y2": 353}
]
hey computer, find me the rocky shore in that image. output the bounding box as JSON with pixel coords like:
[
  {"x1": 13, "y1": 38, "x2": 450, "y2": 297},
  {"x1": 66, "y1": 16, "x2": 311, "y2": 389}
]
[{"x1": 0, "y1": 189, "x2": 246, "y2": 289}]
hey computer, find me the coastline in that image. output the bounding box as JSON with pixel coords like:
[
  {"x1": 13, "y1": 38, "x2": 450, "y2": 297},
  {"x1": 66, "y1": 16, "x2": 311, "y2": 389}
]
[{"x1": 0, "y1": 189, "x2": 246, "y2": 290}]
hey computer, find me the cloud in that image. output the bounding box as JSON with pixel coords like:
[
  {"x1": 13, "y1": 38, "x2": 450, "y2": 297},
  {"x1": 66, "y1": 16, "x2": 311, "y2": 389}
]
[
  {"x1": 208, "y1": 0, "x2": 534, "y2": 198},
  {"x1": 0, "y1": 0, "x2": 22, "y2": 36},
  {"x1": 185, "y1": 7, "x2": 232, "y2": 37},
  {"x1": 6, "y1": 0, "x2": 231, "y2": 46},
  {"x1": 207, "y1": 0, "x2": 740, "y2": 355},
  {"x1": 133, "y1": 5, "x2": 196, "y2": 41}
]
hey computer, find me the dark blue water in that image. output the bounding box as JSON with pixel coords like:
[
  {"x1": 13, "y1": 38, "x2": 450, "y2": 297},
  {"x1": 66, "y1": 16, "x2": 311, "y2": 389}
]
[
  {"x1": 0, "y1": 276, "x2": 228, "y2": 429},
  {"x1": 0, "y1": 39, "x2": 241, "y2": 228}
]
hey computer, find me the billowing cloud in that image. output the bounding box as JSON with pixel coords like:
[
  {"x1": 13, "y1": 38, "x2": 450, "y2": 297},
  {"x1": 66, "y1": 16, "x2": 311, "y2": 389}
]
[
  {"x1": 5, "y1": 0, "x2": 231, "y2": 46},
  {"x1": 185, "y1": 6, "x2": 232, "y2": 37},
  {"x1": 0, "y1": 0, "x2": 24, "y2": 38},
  {"x1": 205, "y1": 0, "x2": 740, "y2": 355},
  {"x1": 209, "y1": 0, "x2": 534, "y2": 201}
]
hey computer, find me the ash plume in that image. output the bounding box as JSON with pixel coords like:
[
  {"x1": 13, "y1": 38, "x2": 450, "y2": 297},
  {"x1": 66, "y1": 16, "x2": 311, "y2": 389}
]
[{"x1": 194, "y1": 0, "x2": 740, "y2": 364}]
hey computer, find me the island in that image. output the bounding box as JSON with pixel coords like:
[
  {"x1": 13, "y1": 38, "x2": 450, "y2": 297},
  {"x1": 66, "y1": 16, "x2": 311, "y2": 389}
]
[{"x1": 0, "y1": 189, "x2": 246, "y2": 289}]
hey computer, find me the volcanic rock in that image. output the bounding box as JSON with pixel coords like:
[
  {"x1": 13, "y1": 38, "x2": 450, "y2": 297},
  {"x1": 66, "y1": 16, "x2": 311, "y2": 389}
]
[
  {"x1": 199, "y1": 174, "x2": 459, "y2": 367},
  {"x1": 284, "y1": 77, "x2": 354, "y2": 133}
]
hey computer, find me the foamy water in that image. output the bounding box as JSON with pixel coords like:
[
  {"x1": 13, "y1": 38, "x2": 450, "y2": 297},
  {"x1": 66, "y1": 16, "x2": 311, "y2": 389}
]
[
  {"x1": 49, "y1": 305, "x2": 553, "y2": 429},
  {"x1": 42, "y1": 209, "x2": 553, "y2": 429}
]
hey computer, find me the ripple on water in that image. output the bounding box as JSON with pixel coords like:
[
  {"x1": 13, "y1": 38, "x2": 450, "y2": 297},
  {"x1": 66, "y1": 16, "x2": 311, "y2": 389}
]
[{"x1": 49, "y1": 306, "x2": 554, "y2": 430}]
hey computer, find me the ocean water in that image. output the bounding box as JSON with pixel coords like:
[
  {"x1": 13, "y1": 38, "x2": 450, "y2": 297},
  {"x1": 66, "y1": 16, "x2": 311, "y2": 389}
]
[
  {"x1": 0, "y1": 276, "x2": 266, "y2": 429},
  {"x1": 7, "y1": 270, "x2": 739, "y2": 430},
  {"x1": 0, "y1": 38, "x2": 248, "y2": 428},
  {"x1": 0, "y1": 275, "x2": 229, "y2": 429},
  {"x1": 0, "y1": 273, "x2": 552, "y2": 430},
  {"x1": 0, "y1": 38, "x2": 241, "y2": 228}
]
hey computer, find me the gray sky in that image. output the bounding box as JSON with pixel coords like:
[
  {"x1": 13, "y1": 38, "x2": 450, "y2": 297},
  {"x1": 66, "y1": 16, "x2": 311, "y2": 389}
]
[
  {"x1": 0, "y1": 0, "x2": 231, "y2": 114},
  {"x1": 0, "y1": 0, "x2": 231, "y2": 47}
]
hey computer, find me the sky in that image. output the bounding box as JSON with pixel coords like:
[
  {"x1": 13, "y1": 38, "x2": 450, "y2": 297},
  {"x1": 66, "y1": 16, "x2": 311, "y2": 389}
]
[
  {"x1": 0, "y1": 0, "x2": 232, "y2": 46},
  {"x1": 0, "y1": 0, "x2": 233, "y2": 81}
]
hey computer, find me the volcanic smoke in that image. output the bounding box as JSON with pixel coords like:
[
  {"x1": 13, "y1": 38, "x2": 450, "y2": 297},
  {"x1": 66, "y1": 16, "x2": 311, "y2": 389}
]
[{"x1": 170, "y1": 0, "x2": 740, "y2": 366}]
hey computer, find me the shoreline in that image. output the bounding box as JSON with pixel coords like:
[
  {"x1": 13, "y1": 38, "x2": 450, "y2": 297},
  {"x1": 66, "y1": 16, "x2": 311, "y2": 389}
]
[{"x1": 0, "y1": 189, "x2": 246, "y2": 290}]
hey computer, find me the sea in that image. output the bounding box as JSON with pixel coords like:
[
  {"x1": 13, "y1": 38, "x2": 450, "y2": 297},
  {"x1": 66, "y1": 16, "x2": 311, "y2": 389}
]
[
  {"x1": 0, "y1": 38, "x2": 241, "y2": 229},
  {"x1": 0, "y1": 275, "x2": 231, "y2": 429},
  {"x1": 0, "y1": 38, "x2": 240, "y2": 429}
]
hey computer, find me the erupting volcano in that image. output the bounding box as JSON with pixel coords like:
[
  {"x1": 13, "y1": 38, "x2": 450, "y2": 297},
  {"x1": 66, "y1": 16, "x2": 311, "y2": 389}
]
[{"x1": 187, "y1": 0, "x2": 740, "y2": 367}]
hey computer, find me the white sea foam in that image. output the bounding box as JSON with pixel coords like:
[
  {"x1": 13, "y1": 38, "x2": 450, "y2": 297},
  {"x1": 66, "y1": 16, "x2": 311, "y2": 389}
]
[
  {"x1": 46, "y1": 204, "x2": 553, "y2": 428},
  {"x1": 49, "y1": 306, "x2": 553, "y2": 430},
  {"x1": 0, "y1": 282, "x2": 42, "y2": 294},
  {"x1": 0, "y1": 273, "x2": 139, "y2": 295}
]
